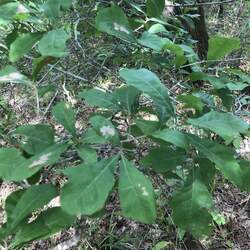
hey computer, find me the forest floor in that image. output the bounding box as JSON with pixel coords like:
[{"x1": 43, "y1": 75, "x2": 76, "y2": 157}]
[{"x1": 0, "y1": 1, "x2": 250, "y2": 250}]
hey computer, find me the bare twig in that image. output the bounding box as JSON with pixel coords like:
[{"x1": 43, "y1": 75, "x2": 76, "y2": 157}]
[
  {"x1": 33, "y1": 85, "x2": 40, "y2": 117},
  {"x1": 24, "y1": 55, "x2": 88, "y2": 82},
  {"x1": 51, "y1": 66, "x2": 88, "y2": 82},
  {"x1": 37, "y1": 60, "x2": 61, "y2": 85},
  {"x1": 180, "y1": 57, "x2": 249, "y2": 68},
  {"x1": 165, "y1": 0, "x2": 236, "y2": 8},
  {"x1": 42, "y1": 90, "x2": 59, "y2": 120}
]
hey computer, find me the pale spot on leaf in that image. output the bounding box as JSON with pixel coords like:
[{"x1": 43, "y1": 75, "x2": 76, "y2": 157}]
[
  {"x1": 47, "y1": 196, "x2": 61, "y2": 207},
  {"x1": 0, "y1": 72, "x2": 24, "y2": 82},
  {"x1": 113, "y1": 22, "x2": 130, "y2": 34},
  {"x1": 141, "y1": 186, "x2": 149, "y2": 196},
  {"x1": 100, "y1": 126, "x2": 115, "y2": 138},
  {"x1": 17, "y1": 4, "x2": 29, "y2": 14},
  {"x1": 65, "y1": 103, "x2": 71, "y2": 109},
  {"x1": 137, "y1": 184, "x2": 149, "y2": 196},
  {"x1": 28, "y1": 153, "x2": 51, "y2": 168}
]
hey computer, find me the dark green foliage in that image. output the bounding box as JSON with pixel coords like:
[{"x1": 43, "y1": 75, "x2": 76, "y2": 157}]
[{"x1": 0, "y1": 1, "x2": 249, "y2": 248}]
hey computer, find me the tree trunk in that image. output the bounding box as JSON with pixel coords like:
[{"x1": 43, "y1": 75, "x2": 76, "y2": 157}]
[
  {"x1": 218, "y1": 3, "x2": 224, "y2": 17},
  {"x1": 194, "y1": 6, "x2": 209, "y2": 60},
  {"x1": 181, "y1": 5, "x2": 209, "y2": 60},
  {"x1": 164, "y1": 1, "x2": 209, "y2": 60}
]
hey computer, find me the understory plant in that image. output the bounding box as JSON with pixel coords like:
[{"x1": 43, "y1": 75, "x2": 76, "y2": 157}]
[{"x1": 0, "y1": 0, "x2": 250, "y2": 248}]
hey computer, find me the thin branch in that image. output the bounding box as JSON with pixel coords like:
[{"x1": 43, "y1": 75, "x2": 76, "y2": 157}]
[
  {"x1": 24, "y1": 55, "x2": 88, "y2": 82},
  {"x1": 50, "y1": 66, "x2": 88, "y2": 82},
  {"x1": 42, "y1": 90, "x2": 59, "y2": 120},
  {"x1": 180, "y1": 57, "x2": 249, "y2": 68},
  {"x1": 165, "y1": 0, "x2": 236, "y2": 8},
  {"x1": 37, "y1": 60, "x2": 61, "y2": 85},
  {"x1": 33, "y1": 85, "x2": 40, "y2": 117}
]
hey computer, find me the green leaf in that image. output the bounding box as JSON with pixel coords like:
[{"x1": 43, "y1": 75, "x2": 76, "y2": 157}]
[
  {"x1": 146, "y1": 0, "x2": 165, "y2": 18},
  {"x1": 187, "y1": 134, "x2": 243, "y2": 187},
  {"x1": 82, "y1": 128, "x2": 107, "y2": 144},
  {"x1": 135, "y1": 119, "x2": 160, "y2": 135},
  {"x1": 142, "y1": 147, "x2": 185, "y2": 173},
  {"x1": 196, "y1": 158, "x2": 216, "y2": 190},
  {"x1": 188, "y1": 111, "x2": 249, "y2": 141},
  {"x1": 190, "y1": 72, "x2": 226, "y2": 89},
  {"x1": 148, "y1": 23, "x2": 168, "y2": 34},
  {"x1": 226, "y1": 81, "x2": 249, "y2": 91},
  {"x1": 52, "y1": 102, "x2": 76, "y2": 137},
  {"x1": 138, "y1": 32, "x2": 186, "y2": 67},
  {"x1": 61, "y1": 157, "x2": 118, "y2": 215},
  {"x1": 177, "y1": 94, "x2": 204, "y2": 113},
  {"x1": 0, "y1": 65, "x2": 30, "y2": 84},
  {"x1": 12, "y1": 207, "x2": 74, "y2": 248},
  {"x1": 120, "y1": 68, "x2": 174, "y2": 123},
  {"x1": 193, "y1": 91, "x2": 215, "y2": 108},
  {"x1": 5, "y1": 184, "x2": 57, "y2": 232},
  {"x1": 229, "y1": 69, "x2": 250, "y2": 84},
  {"x1": 5, "y1": 29, "x2": 19, "y2": 49},
  {"x1": 165, "y1": 42, "x2": 186, "y2": 67},
  {"x1": 60, "y1": 0, "x2": 72, "y2": 10},
  {"x1": 216, "y1": 88, "x2": 233, "y2": 111},
  {"x1": 79, "y1": 88, "x2": 114, "y2": 108},
  {"x1": 170, "y1": 179, "x2": 214, "y2": 238},
  {"x1": 9, "y1": 33, "x2": 43, "y2": 62},
  {"x1": 90, "y1": 115, "x2": 120, "y2": 145},
  {"x1": 14, "y1": 124, "x2": 54, "y2": 155},
  {"x1": 5, "y1": 190, "x2": 25, "y2": 226},
  {"x1": 42, "y1": 0, "x2": 61, "y2": 19},
  {"x1": 153, "y1": 241, "x2": 171, "y2": 250},
  {"x1": 22, "y1": 143, "x2": 68, "y2": 178},
  {"x1": 0, "y1": 2, "x2": 18, "y2": 26},
  {"x1": 138, "y1": 32, "x2": 171, "y2": 52},
  {"x1": 43, "y1": 0, "x2": 73, "y2": 19},
  {"x1": 0, "y1": 143, "x2": 68, "y2": 181},
  {"x1": 0, "y1": 2, "x2": 29, "y2": 25},
  {"x1": 96, "y1": 5, "x2": 136, "y2": 42},
  {"x1": 181, "y1": 45, "x2": 200, "y2": 71},
  {"x1": 207, "y1": 36, "x2": 241, "y2": 61},
  {"x1": 151, "y1": 130, "x2": 244, "y2": 187},
  {"x1": 112, "y1": 86, "x2": 140, "y2": 115},
  {"x1": 0, "y1": 189, "x2": 25, "y2": 239},
  {"x1": 0, "y1": 148, "x2": 26, "y2": 181},
  {"x1": 38, "y1": 29, "x2": 70, "y2": 58},
  {"x1": 80, "y1": 86, "x2": 140, "y2": 114},
  {"x1": 211, "y1": 210, "x2": 226, "y2": 226},
  {"x1": 77, "y1": 146, "x2": 97, "y2": 164},
  {"x1": 151, "y1": 129, "x2": 189, "y2": 149},
  {"x1": 32, "y1": 56, "x2": 55, "y2": 80},
  {"x1": 119, "y1": 157, "x2": 156, "y2": 224}
]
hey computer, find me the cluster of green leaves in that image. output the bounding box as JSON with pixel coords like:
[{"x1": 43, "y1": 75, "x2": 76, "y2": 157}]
[
  {"x1": 0, "y1": 0, "x2": 250, "y2": 248},
  {"x1": 0, "y1": 0, "x2": 71, "y2": 84}
]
